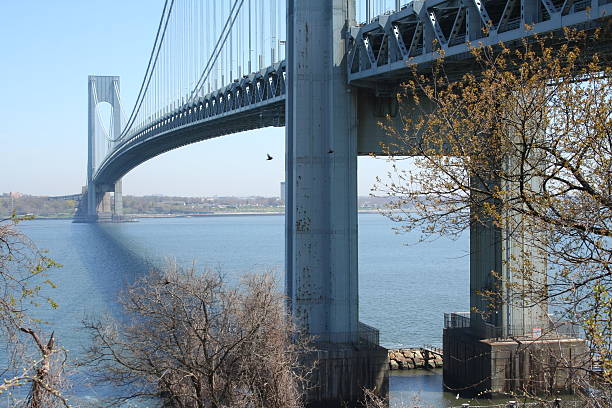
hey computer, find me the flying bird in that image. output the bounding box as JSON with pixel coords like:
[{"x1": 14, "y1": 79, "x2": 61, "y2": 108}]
[
  {"x1": 328, "y1": 149, "x2": 334, "y2": 154},
  {"x1": 266, "y1": 154, "x2": 273, "y2": 160}
]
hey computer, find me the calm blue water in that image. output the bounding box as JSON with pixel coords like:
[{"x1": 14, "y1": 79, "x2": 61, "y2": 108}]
[{"x1": 13, "y1": 214, "x2": 470, "y2": 406}]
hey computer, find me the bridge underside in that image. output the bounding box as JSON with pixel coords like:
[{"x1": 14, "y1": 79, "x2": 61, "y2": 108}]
[
  {"x1": 94, "y1": 99, "x2": 284, "y2": 186},
  {"x1": 348, "y1": 0, "x2": 612, "y2": 87}
]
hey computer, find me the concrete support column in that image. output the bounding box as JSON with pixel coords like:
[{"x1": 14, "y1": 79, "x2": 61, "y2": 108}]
[
  {"x1": 86, "y1": 184, "x2": 98, "y2": 220},
  {"x1": 469, "y1": 198, "x2": 503, "y2": 337},
  {"x1": 470, "y1": 174, "x2": 548, "y2": 338},
  {"x1": 87, "y1": 77, "x2": 98, "y2": 221},
  {"x1": 113, "y1": 179, "x2": 123, "y2": 221},
  {"x1": 287, "y1": 1, "x2": 388, "y2": 406},
  {"x1": 448, "y1": 96, "x2": 555, "y2": 398},
  {"x1": 100, "y1": 192, "x2": 112, "y2": 214},
  {"x1": 287, "y1": 0, "x2": 358, "y2": 344}
]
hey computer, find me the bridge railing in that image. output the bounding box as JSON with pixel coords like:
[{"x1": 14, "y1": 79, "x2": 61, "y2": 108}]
[
  {"x1": 444, "y1": 312, "x2": 471, "y2": 330},
  {"x1": 358, "y1": 321, "x2": 381, "y2": 346},
  {"x1": 444, "y1": 312, "x2": 583, "y2": 340},
  {"x1": 306, "y1": 321, "x2": 380, "y2": 347}
]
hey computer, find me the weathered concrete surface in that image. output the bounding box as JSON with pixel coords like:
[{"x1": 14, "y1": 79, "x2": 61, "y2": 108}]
[
  {"x1": 286, "y1": 0, "x2": 359, "y2": 339},
  {"x1": 486, "y1": 337, "x2": 588, "y2": 396},
  {"x1": 303, "y1": 344, "x2": 389, "y2": 408},
  {"x1": 112, "y1": 179, "x2": 123, "y2": 222},
  {"x1": 443, "y1": 327, "x2": 492, "y2": 395},
  {"x1": 444, "y1": 328, "x2": 588, "y2": 397}
]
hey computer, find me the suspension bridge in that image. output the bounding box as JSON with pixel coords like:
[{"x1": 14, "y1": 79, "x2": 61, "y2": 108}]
[{"x1": 77, "y1": 0, "x2": 611, "y2": 405}]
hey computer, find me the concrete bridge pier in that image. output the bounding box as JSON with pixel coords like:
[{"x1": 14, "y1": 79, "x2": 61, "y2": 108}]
[
  {"x1": 85, "y1": 185, "x2": 99, "y2": 222},
  {"x1": 286, "y1": 0, "x2": 387, "y2": 406},
  {"x1": 112, "y1": 179, "x2": 123, "y2": 222},
  {"x1": 444, "y1": 172, "x2": 587, "y2": 396}
]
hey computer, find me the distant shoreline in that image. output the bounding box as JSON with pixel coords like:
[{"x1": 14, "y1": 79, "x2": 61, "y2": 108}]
[
  {"x1": 10, "y1": 209, "x2": 383, "y2": 221},
  {"x1": 133, "y1": 212, "x2": 285, "y2": 218},
  {"x1": 133, "y1": 209, "x2": 381, "y2": 218}
]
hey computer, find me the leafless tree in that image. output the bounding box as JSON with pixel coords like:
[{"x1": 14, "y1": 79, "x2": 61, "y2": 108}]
[
  {"x1": 82, "y1": 261, "x2": 311, "y2": 407},
  {"x1": 0, "y1": 215, "x2": 69, "y2": 407}
]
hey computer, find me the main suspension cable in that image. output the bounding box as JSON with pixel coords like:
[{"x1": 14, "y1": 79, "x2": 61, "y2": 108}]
[{"x1": 121, "y1": 0, "x2": 174, "y2": 139}]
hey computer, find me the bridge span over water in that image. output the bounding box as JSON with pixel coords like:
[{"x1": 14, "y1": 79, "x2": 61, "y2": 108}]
[{"x1": 79, "y1": 0, "x2": 611, "y2": 405}]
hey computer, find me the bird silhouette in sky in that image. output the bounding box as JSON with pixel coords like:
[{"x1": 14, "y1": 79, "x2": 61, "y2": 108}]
[
  {"x1": 266, "y1": 154, "x2": 273, "y2": 160},
  {"x1": 328, "y1": 149, "x2": 334, "y2": 154}
]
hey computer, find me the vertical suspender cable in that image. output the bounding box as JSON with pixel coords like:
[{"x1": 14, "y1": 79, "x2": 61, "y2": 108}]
[
  {"x1": 189, "y1": 0, "x2": 247, "y2": 99},
  {"x1": 238, "y1": 4, "x2": 241, "y2": 78},
  {"x1": 278, "y1": 0, "x2": 282, "y2": 61},
  {"x1": 237, "y1": 4, "x2": 240, "y2": 79},
  {"x1": 206, "y1": 1, "x2": 210, "y2": 93},
  {"x1": 259, "y1": 0, "x2": 264, "y2": 68},
  {"x1": 229, "y1": 0, "x2": 232, "y2": 82},
  {"x1": 187, "y1": 0, "x2": 189, "y2": 98},
  {"x1": 202, "y1": 2, "x2": 208, "y2": 96},
  {"x1": 199, "y1": 0, "x2": 203, "y2": 97},
  {"x1": 248, "y1": 0, "x2": 252, "y2": 73},
  {"x1": 121, "y1": 0, "x2": 172, "y2": 137},
  {"x1": 223, "y1": 1, "x2": 227, "y2": 85},
  {"x1": 182, "y1": 1, "x2": 185, "y2": 99},
  {"x1": 183, "y1": 1, "x2": 186, "y2": 99},
  {"x1": 255, "y1": 0, "x2": 259, "y2": 69},
  {"x1": 271, "y1": 0, "x2": 275, "y2": 63},
  {"x1": 213, "y1": 1, "x2": 217, "y2": 89}
]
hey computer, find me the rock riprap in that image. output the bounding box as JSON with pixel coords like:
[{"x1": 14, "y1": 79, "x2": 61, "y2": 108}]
[{"x1": 387, "y1": 348, "x2": 443, "y2": 370}]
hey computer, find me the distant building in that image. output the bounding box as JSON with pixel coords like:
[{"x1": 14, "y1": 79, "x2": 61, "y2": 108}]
[
  {"x1": 280, "y1": 181, "x2": 286, "y2": 204},
  {"x1": 9, "y1": 192, "x2": 23, "y2": 198}
]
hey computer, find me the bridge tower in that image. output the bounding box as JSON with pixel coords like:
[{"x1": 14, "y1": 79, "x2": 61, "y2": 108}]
[
  {"x1": 286, "y1": 1, "x2": 387, "y2": 406},
  {"x1": 87, "y1": 75, "x2": 124, "y2": 222}
]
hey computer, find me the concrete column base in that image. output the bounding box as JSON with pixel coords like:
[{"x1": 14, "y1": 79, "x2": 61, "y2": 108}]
[
  {"x1": 73, "y1": 189, "x2": 99, "y2": 223},
  {"x1": 72, "y1": 215, "x2": 98, "y2": 223},
  {"x1": 302, "y1": 344, "x2": 388, "y2": 408},
  {"x1": 444, "y1": 328, "x2": 589, "y2": 397}
]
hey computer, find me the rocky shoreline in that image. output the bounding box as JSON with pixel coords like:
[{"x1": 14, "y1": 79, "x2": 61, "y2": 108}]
[{"x1": 388, "y1": 348, "x2": 443, "y2": 371}]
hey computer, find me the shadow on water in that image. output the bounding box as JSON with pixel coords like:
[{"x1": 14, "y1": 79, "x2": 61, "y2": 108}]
[
  {"x1": 72, "y1": 223, "x2": 153, "y2": 315},
  {"x1": 64, "y1": 223, "x2": 154, "y2": 405},
  {"x1": 2, "y1": 221, "x2": 157, "y2": 406}
]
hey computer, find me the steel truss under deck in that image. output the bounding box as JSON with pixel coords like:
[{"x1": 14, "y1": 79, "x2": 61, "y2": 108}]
[{"x1": 348, "y1": 0, "x2": 612, "y2": 86}]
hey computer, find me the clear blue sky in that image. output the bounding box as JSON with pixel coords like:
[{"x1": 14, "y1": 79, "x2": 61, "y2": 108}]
[{"x1": 0, "y1": 1, "x2": 395, "y2": 197}]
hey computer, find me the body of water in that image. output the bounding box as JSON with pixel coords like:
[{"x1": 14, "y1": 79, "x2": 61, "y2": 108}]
[{"x1": 13, "y1": 213, "x2": 471, "y2": 406}]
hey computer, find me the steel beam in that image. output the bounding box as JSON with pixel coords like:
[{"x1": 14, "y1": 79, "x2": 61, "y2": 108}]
[{"x1": 348, "y1": 0, "x2": 612, "y2": 85}]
